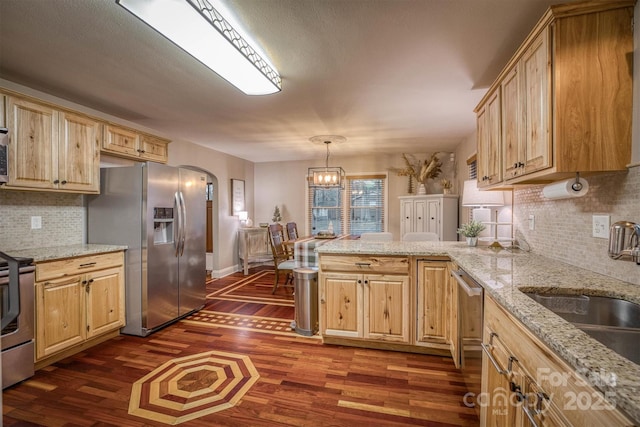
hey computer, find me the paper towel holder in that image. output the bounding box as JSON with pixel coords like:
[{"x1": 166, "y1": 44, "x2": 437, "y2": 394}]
[{"x1": 571, "y1": 172, "x2": 583, "y2": 192}]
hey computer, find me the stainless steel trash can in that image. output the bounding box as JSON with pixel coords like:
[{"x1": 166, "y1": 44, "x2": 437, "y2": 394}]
[{"x1": 292, "y1": 268, "x2": 318, "y2": 336}]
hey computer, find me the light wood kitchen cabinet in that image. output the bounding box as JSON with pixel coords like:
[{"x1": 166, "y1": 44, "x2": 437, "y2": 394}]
[
  {"x1": 399, "y1": 195, "x2": 459, "y2": 241},
  {"x1": 35, "y1": 252, "x2": 125, "y2": 367},
  {"x1": 103, "y1": 123, "x2": 169, "y2": 163},
  {"x1": 476, "y1": 89, "x2": 502, "y2": 188},
  {"x1": 58, "y1": 110, "x2": 101, "y2": 192},
  {"x1": 2, "y1": 94, "x2": 100, "y2": 193},
  {"x1": 475, "y1": 1, "x2": 634, "y2": 187},
  {"x1": 481, "y1": 294, "x2": 633, "y2": 427},
  {"x1": 415, "y1": 259, "x2": 454, "y2": 355},
  {"x1": 319, "y1": 255, "x2": 410, "y2": 344}
]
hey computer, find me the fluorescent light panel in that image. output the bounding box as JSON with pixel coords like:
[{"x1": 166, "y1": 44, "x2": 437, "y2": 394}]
[{"x1": 117, "y1": 0, "x2": 281, "y2": 95}]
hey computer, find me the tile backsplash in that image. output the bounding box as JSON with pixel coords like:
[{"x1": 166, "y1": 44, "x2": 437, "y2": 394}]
[
  {"x1": 513, "y1": 166, "x2": 640, "y2": 286},
  {"x1": 0, "y1": 191, "x2": 85, "y2": 251}
]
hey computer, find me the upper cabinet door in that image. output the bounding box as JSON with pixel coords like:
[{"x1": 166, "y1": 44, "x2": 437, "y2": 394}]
[
  {"x1": 58, "y1": 111, "x2": 100, "y2": 193},
  {"x1": 103, "y1": 124, "x2": 139, "y2": 157},
  {"x1": 139, "y1": 134, "x2": 169, "y2": 163},
  {"x1": 501, "y1": 66, "x2": 522, "y2": 181},
  {"x1": 520, "y1": 29, "x2": 551, "y2": 176},
  {"x1": 6, "y1": 96, "x2": 57, "y2": 189},
  {"x1": 477, "y1": 89, "x2": 502, "y2": 188}
]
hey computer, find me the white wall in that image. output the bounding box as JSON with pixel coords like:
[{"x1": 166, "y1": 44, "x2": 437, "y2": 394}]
[{"x1": 168, "y1": 140, "x2": 254, "y2": 275}]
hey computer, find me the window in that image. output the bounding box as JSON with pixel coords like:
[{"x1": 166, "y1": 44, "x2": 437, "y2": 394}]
[
  {"x1": 309, "y1": 187, "x2": 343, "y2": 234},
  {"x1": 308, "y1": 174, "x2": 386, "y2": 236},
  {"x1": 347, "y1": 176, "x2": 385, "y2": 235}
]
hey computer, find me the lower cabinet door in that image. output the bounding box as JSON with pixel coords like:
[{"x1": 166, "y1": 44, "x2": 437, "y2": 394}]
[
  {"x1": 36, "y1": 276, "x2": 86, "y2": 360},
  {"x1": 321, "y1": 273, "x2": 362, "y2": 338},
  {"x1": 364, "y1": 274, "x2": 410, "y2": 343},
  {"x1": 416, "y1": 260, "x2": 451, "y2": 348},
  {"x1": 86, "y1": 266, "x2": 124, "y2": 339}
]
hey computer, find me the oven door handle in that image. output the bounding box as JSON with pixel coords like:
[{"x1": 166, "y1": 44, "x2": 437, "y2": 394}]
[
  {"x1": 0, "y1": 251, "x2": 21, "y2": 330},
  {"x1": 451, "y1": 269, "x2": 483, "y2": 297}
]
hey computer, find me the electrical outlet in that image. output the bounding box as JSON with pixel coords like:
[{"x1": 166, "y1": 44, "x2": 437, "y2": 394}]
[
  {"x1": 529, "y1": 214, "x2": 535, "y2": 231},
  {"x1": 592, "y1": 215, "x2": 610, "y2": 238},
  {"x1": 31, "y1": 216, "x2": 42, "y2": 230}
]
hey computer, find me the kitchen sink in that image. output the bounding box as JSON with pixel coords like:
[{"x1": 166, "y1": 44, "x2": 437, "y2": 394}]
[{"x1": 524, "y1": 292, "x2": 640, "y2": 364}]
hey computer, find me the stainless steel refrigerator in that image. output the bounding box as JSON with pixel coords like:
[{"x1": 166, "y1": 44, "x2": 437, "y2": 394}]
[{"x1": 87, "y1": 162, "x2": 207, "y2": 336}]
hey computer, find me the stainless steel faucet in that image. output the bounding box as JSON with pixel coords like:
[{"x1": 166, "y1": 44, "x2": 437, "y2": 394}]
[{"x1": 608, "y1": 221, "x2": 640, "y2": 264}]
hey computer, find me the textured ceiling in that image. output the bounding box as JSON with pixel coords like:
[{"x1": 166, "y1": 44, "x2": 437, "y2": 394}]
[{"x1": 0, "y1": 0, "x2": 558, "y2": 162}]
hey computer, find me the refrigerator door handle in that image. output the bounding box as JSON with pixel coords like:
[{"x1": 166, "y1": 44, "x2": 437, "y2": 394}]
[
  {"x1": 174, "y1": 191, "x2": 182, "y2": 257},
  {"x1": 179, "y1": 191, "x2": 187, "y2": 256}
]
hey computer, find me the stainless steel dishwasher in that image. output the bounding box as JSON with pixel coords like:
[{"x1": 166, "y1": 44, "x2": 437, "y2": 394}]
[{"x1": 451, "y1": 268, "x2": 483, "y2": 413}]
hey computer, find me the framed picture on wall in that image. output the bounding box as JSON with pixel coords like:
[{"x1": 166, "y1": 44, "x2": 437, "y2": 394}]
[{"x1": 231, "y1": 179, "x2": 245, "y2": 215}]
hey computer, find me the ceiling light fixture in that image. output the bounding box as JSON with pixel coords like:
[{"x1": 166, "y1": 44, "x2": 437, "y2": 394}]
[
  {"x1": 116, "y1": 0, "x2": 281, "y2": 95},
  {"x1": 308, "y1": 135, "x2": 346, "y2": 189}
]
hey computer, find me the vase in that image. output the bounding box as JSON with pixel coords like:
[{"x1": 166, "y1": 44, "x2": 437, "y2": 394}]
[
  {"x1": 466, "y1": 237, "x2": 478, "y2": 247},
  {"x1": 417, "y1": 183, "x2": 426, "y2": 195}
]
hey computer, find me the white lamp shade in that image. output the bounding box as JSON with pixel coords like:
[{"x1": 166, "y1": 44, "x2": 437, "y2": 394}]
[
  {"x1": 237, "y1": 211, "x2": 248, "y2": 221},
  {"x1": 461, "y1": 180, "x2": 505, "y2": 207}
]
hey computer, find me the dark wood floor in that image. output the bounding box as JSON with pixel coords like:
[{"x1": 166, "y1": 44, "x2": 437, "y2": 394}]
[{"x1": 3, "y1": 267, "x2": 479, "y2": 426}]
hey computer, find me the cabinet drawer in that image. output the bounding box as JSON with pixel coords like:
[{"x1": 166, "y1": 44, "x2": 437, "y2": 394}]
[
  {"x1": 36, "y1": 251, "x2": 124, "y2": 282},
  {"x1": 320, "y1": 255, "x2": 408, "y2": 274}
]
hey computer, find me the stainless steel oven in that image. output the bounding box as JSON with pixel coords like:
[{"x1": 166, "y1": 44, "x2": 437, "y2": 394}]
[
  {"x1": 451, "y1": 268, "x2": 483, "y2": 414},
  {"x1": 0, "y1": 252, "x2": 35, "y2": 388}
]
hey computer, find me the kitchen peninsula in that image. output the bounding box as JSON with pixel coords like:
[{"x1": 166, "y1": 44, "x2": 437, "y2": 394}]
[{"x1": 316, "y1": 240, "x2": 640, "y2": 426}]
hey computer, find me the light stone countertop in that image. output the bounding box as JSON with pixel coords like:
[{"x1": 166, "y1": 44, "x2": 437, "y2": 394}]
[
  {"x1": 316, "y1": 240, "x2": 640, "y2": 423},
  {"x1": 6, "y1": 244, "x2": 127, "y2": 262}
]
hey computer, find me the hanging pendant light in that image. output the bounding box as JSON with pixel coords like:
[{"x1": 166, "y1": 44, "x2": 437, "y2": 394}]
[{"x1": 308, "y1": 135, "x2": 346, "y2": 189}]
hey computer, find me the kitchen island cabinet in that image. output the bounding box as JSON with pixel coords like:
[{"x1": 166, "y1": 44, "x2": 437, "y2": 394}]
[
  {"x1": 415, "y1": 258, "x2": 454, "y2": 355},
  {"x1": 315, "y1": 240, "x2": 640, "y2": 424},
  {"x1": 319, "y1": 254, "x2": 411, "y2": 346},
  {"x1": 34, "y1": 250, "x2": 125, "y2": 368}
]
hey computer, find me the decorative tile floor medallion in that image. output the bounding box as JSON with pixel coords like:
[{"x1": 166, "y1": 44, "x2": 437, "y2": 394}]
[{"x1": 128, "y1": 350, "x2": 259, "y2": 424}]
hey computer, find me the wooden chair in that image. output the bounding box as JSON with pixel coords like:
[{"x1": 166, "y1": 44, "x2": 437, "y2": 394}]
[
  {"x1": 286, "y1": 222, "x2": 298, "y2": 241},
  {"x1": 402, "y1": 232, "x2": 439, "y2": 241},
  {"x1": 267, "y1": 223, "x2": 296, "y2": 294}
]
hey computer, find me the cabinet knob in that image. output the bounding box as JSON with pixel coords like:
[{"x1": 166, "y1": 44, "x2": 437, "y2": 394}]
[
  {"x1": 357, "y1": 279, "x2": 362, "y2": 284},
  {"x1": 53, "y1": 179, "x2": 59, "y2": 184},
  {"x1": 518, "y1": 162, "x2": 524, "y2": 168},
  {"x1": 61, "y1": 180, "x2": 67, "y2": 185},
  {"x1": 417, "y1": 216, "x2": 421, "y2": 220}
]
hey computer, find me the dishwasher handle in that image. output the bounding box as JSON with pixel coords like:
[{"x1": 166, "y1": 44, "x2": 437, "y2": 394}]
[{"x1": 451, "y1": 269, "x2": 483, "y2": 297}]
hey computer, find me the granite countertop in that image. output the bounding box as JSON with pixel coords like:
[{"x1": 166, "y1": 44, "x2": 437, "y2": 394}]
[
  {"x1": 316, "y1": 240, "x2": 640, "y2": 423},
  {"x1": 6, "y1": 244, "x2": 127, "y2": 263}
]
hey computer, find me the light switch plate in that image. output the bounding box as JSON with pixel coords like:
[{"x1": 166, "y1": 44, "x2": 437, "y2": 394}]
[
  {"x1": 31, "y1": 216, "x2": 42, "y2": 230},
  {"x1": 592, "y1": 215, "x2": 609, "y2": 238},
  {"x1": 528, "y1": 215, "x2": 535, "y2": 231}
]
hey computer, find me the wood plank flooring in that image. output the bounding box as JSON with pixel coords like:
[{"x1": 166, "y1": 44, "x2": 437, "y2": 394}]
[{"x1": 3, "y1": 267, "x2": 479, "y2": 426}]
